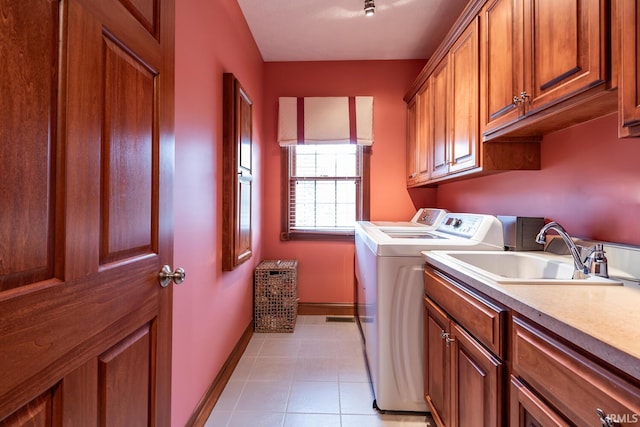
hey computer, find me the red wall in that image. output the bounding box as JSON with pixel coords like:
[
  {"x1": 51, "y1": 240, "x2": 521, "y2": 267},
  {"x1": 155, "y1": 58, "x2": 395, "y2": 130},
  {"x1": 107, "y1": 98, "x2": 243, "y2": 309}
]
[
  {"x1": 437, "y1": 113, "x2": 640, "y2": 245},
  {"x1": 173, "y1": 0, "x2": 264, "y2": 424},
  {"x1": 261, "y1": 61, "x2": 434, "y2": 303}
]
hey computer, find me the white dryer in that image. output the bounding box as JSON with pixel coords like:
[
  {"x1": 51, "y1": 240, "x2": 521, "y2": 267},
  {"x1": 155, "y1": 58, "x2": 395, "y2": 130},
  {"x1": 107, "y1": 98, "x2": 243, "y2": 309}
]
[{"x1": 354, "y1": 213, "x2": 504, "y2": 413}]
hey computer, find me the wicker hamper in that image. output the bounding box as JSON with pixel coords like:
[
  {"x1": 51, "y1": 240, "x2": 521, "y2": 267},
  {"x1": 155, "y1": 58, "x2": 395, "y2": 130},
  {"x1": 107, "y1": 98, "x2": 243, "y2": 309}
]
[{"x1": 254, "y1": 260, "x2": 298, "y2": 332}]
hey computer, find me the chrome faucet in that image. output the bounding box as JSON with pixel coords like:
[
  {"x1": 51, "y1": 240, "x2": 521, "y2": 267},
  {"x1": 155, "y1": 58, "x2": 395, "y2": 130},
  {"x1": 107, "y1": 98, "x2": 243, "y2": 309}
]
[{"x1": 535, "y1": 222, "x2": 591, "y2": 279}]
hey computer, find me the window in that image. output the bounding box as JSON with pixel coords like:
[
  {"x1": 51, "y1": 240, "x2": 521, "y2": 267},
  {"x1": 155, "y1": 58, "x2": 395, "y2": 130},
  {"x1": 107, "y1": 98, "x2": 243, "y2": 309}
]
[{"x1": 281, "y1": 144, "x2": 370, "y2": 240}]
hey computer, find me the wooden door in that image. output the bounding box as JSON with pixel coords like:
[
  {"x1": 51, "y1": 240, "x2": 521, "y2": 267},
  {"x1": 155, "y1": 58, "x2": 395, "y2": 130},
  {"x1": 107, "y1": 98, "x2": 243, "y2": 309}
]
[
  {"x1": 523, "y1": 0, "x2": 607, "y2": 113},
  {"x1": 424, "y1": 298, "x2": 450, "y2": 427},
  {"x1": 430, "y1": 61, "x2": 450, "y2": 179},
  {"x1": 618, "y1": 0, "x2": 640, "y2": 137},
  {"x1": 450, "y1": 323, "x2": 503, "y2": 427},
  {"x1": 481, "y1": 0, "x2": 523, "y2": 135},
  {"x1": 448, "y1": 18, "x2": 479, "y2": 175},
  {"x1": 0, "y1": 0, "x2": 175, "y2": 424}
]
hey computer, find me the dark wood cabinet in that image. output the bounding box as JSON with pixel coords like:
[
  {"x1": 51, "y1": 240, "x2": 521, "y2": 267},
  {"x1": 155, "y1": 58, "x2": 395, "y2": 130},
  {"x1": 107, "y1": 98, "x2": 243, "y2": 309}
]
[
  {"x1": 407, "y1": 83, "x2": 431, "y2": 186},
  {"x1": 222, "y1": 73, "x2": 253, "y2": 271},
  {"x1": 430, "y1": 58, "x2": 450, "y2": 180},
  {"x1": 482, "y1": 0, "x2": 615, "y2": 139},
  {"x1": 448, "y1": 18, "x2": 480, "y2": 175},
  {"x1": 423, "y1": 266, "x2": 506, "y2": 427},
  {"x1": 512, "y1": 317, "x2": 640, "y2": 427},
  {"x1": 450, "y1": 322, "x2": 503, "y2": 427},
  {"x1": 618, "y1": 0, "x2": 640, "y2": 137},
  {"x1": 510, "y1": 376, "x2": 570, "y2": 427},
  {"x1": 424, "y1": 297, "x2": 450, "y2": 426},
  {"x1": 405, "y1": 6, "x2": 540, "y2": 188}
]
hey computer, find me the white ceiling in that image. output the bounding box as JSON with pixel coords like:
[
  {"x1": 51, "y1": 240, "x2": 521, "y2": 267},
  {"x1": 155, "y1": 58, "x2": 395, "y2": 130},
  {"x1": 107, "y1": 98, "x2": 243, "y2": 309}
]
[{"x1": 237, "y1": 0, "x2": 469, "y2": 62}]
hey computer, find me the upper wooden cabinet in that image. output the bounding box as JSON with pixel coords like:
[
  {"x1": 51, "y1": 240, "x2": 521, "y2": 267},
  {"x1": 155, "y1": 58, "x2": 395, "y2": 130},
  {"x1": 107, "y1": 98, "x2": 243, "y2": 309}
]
[
  {"x1": 407, "y1": 83, "x2": 431, "y2": 186},
  {"x1": 481, "y1": 0, "x2": 616, "y2": 139},
  {"x1": 429, "y1": 20, "x2": 480, "y2": 181},
  {"x1": 430, "y1": 57, "x2": 451, "y2": 180},
  {"x1": 222, "y1": 73, "x2": 253, "y2": 271},
  {"x1": 618, "y1": 0, "x2": 640, "y2": 137},
  {"x1": 448, "y1": 20, "x2": 480, "y2": 175},
  {"x1": 405, "y1": 2, "x2": 540, "y2": 187}
]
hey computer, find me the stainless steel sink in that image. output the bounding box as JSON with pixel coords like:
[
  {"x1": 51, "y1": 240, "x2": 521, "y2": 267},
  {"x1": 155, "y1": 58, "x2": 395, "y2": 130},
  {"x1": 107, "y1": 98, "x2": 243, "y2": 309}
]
[{"x1": 431, "y1": 251, "x2": 623, "y2": 285}]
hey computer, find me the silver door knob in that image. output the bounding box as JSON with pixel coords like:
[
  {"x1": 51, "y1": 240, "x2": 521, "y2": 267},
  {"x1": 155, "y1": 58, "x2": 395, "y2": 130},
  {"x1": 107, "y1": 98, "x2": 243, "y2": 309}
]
[{"x1": 159, "y1": 265, "x2": 186, "y2": 287}]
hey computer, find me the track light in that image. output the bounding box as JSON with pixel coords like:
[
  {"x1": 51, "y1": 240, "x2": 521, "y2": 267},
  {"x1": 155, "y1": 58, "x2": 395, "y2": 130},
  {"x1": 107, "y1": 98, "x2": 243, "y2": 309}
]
[{"x1": 364, "y1": 0, "x2": 375, "y2": 16}]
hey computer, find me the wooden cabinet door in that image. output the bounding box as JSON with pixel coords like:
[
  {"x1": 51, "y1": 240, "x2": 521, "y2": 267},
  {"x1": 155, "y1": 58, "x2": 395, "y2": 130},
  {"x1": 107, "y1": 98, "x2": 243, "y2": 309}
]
[
  {"x1": 510, "y1": 377, "x2": 570, "y2": 427},
  {"x1": 481, "y1": 0, "x2": 523, "y2": 134},
  {"x1": 407, "y1": 83, "x2": 431, "y2": 186},
  {"x1": 448, "y1": 18, "x2": 480, "y2": 174},
  {"x1": 430, "y1": 60, "x2": 450, "y2": 179},
  {"x1": 522, "y1": 0, "x2": 607, "y2": 113},
  {"x1": 424, "y1": 297, "x2": 450, "y2": 427},
  {"x1": 0, "y1": 0, "x2": 175, "y2": 424},
  {"x1": 513, "y1": 318, "x2": 640, "y2": 427},
  {"x1": 416, "y1": 82, "x2": 432, "y2": 183},
  {"x1": 619, "y1": 0, "x2": 640, "y2": 137},
  {"x1": 450, "y1": 323, "x2": 503, "y2": 427},
  {"x1": 406, "y1": 97, "x2": 419, "y2": 185},
  {"x1": 222, "y1": 74, "x2": 253, "y2": 270}
]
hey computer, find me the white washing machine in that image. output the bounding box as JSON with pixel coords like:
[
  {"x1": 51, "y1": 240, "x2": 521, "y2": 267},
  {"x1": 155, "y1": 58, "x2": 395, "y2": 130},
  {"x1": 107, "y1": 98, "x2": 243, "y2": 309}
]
[
  {"x1": 354, "y1": 213, "x2": 504, "y2": 413},
  {"x1": 370, "y1": 207, "x2": 447, "y2": 231}
]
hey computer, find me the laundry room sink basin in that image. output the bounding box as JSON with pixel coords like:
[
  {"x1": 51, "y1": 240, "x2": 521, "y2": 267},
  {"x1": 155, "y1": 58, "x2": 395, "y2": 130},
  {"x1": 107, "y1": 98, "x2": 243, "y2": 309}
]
[{"x1": 432, "y1": 251, "x2": 623, "y2": 285}]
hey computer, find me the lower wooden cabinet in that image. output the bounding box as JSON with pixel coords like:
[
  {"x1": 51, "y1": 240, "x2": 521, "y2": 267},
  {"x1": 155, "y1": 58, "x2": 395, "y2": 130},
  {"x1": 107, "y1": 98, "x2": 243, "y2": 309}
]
[
  {"x1": 423, "y1": 264, "x2": 640, "y2": 427},
  {"x1": 510, "y1": 376, "x2": 570, "y2": 427},
  {"x1": 424, "y1": 296, "x2": 504, "y2": 427},
  {"x1": 512, "y1": 317, "x2": 640, "y2": 427}
]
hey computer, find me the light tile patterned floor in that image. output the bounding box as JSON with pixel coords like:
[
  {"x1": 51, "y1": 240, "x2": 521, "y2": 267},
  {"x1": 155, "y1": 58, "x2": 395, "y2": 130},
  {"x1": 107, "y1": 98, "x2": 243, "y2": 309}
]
[{"x1": 205, "y1": 315, "x2": 434, "y2": 427}]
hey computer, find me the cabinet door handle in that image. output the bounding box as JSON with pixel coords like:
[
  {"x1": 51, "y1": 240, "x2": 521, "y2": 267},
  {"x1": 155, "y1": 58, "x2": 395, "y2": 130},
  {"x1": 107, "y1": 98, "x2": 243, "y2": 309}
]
[
  {"x1": 512, "y1": 95, "x2": 522, "y2": 107},
  {"x1": 440, "y1": 330, "x2": 448, "y2": 339},
  {"x1": 596, "y1": 408, "x2": 615, "y2": 427},
  {"x1": 519, "y1": 91, "x2": 530, "y2": 103},
  {"x1": 445, "y1": 335, "x2": 455, "y2": 347}
]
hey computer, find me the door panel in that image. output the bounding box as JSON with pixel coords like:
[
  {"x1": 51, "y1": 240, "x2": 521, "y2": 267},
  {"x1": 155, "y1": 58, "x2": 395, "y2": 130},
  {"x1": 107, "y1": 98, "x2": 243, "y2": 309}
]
[
  {"x1": 430, "y1": 61, "x2": 449, "y2": 179},
  {"x1": 448, "y1": 19, "x2": 479, "y2": 174},
  {"x1": 481, "y1": 0, "x2": 522, "y2": 133},
  {"x1": 1, "y1": 390, "x2": 58, "y2": 427},
  {"x1": 101, "y1": 34, "x2": 157, "y2": 264},
  {"x1": 0, "y1": 0, "x2": 174, "y2": 423},
  {"x1": 424, "y1": 297, "x2": 449, "y2": 426},
  {"x1": 0, "y1": 0, "x2": 58, "y2": 292},
  {"x1": 524, "y1": 0, "x2": 605, "y2": 111},
  {"x1": 99, "y1": 325, "x2": 152, "y2": 426},
  {"x1": 451, "y1": 323, "x2": 503, "y2": 427}
]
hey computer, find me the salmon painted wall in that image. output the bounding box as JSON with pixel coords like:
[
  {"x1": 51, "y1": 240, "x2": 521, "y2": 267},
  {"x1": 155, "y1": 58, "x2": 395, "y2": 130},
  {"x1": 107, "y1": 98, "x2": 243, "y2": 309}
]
[
  {"x1": 173, "y1": 0, "x2": 263, "y2": 425},
  {"x1": 436, "y1": 113, "x2": 640, "y2": 246},
  {"x1": 262, "y1": 61, "x2": 435, "y2": 303}
]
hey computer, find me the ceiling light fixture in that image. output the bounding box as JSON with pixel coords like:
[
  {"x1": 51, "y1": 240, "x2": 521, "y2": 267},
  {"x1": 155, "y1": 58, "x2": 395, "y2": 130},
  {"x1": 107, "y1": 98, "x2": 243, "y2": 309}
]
[{"x1": 364, "y1": 0, "x2": 375, "y2": 16}]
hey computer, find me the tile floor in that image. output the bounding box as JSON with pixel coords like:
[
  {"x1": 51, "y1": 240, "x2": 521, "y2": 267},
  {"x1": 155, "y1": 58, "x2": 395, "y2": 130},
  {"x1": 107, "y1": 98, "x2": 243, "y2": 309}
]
[{"x1": 205, "y1": 315, "x2": 434, "y2": 427}]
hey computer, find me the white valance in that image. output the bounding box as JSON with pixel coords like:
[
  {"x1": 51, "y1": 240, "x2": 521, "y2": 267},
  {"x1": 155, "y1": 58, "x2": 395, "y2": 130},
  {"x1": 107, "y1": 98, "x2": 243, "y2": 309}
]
[{"x1": 278, "y1": 96, "x2": 374, "y2": 146}]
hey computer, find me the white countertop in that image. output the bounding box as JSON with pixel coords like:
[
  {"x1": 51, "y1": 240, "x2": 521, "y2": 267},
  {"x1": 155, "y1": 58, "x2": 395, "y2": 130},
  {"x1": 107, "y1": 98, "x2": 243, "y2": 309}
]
[{"x1": 422, "y1": 250, "x2": 640, "y2": 382}]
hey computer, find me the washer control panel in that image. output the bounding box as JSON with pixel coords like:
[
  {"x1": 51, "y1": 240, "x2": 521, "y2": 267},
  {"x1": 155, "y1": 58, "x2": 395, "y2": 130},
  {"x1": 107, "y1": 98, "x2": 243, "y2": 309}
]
[
  {"x1": 436, "y1": 214, "x2": 487, "y2": 238},
  {"x1": 412, "y1": 208, "x2": 448, "y2": 227}
]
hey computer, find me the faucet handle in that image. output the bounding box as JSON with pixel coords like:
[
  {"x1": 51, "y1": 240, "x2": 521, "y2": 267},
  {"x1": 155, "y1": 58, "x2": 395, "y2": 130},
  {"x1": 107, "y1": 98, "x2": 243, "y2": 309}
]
[{"x1": 585, "y1": 243, "x2": 608, "y2": 278}]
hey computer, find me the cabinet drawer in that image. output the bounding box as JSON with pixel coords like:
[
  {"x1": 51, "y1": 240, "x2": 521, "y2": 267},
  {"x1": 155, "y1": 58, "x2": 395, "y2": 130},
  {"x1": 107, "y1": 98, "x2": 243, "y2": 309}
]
[
  {"x1": 424, "y1": 266, "x2": 506, "y2": 357},
  {"x1": 512, "y1": 317, "x2": 640, "y2": 426}
]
